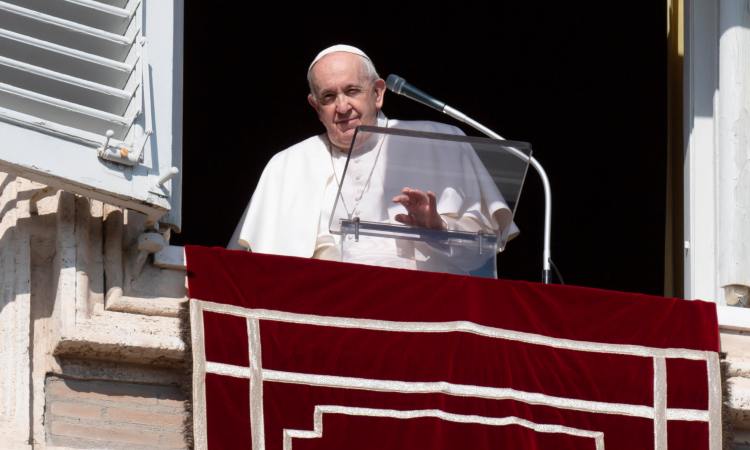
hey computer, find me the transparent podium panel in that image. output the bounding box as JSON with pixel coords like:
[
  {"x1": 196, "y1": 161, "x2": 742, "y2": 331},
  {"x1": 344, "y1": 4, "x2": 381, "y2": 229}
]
[{"x1": 328, "y1": 125, "x2": 531, "y2": 278}]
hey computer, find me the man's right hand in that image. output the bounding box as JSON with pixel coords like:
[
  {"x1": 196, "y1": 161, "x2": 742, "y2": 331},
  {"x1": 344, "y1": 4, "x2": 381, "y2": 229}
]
[{"x1": 392, "y1": 187, "x2": 446, "y2": 231}]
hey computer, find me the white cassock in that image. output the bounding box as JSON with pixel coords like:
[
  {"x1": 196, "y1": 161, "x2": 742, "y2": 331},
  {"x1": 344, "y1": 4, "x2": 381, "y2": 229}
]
[{"x1": 230, "y1": 115, "x2": 519, "y2": 274}]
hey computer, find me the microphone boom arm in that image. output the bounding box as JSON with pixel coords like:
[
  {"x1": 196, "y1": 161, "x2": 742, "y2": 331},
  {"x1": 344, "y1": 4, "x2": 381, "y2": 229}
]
[
  {"x1": 443, "y1": 105, "x2": 553, "y2": 284},
  {"x1": 386, "y1": 74, "x2": 553, "y2": 283}
]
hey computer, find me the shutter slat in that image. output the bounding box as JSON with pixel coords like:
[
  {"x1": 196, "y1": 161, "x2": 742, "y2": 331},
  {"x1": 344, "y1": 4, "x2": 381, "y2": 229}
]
[
  {"x1": 93, "y1": 0, "x2": 129, "y2": 9},
  {"x1": 0, "y1": 1, "x2": 135, "y2": 61},
  {"x1": 1, "y1": 0, "x2": 133, "y2": 35},
  {"x1": 0, "y1": 105, "x2": 107, "y2": 146},
  {"x1": 0, "y1": 81, "x2": 132, "y2": 138},
  {"x1": 0, "y1": 54, "x2": 131, "y2": 98},
  {"x1": 0, "y1": 56, "x2": 133, "y2": 114},
  {"x1": 0, "y1": 28, "x2": 134, "y2": 87}
]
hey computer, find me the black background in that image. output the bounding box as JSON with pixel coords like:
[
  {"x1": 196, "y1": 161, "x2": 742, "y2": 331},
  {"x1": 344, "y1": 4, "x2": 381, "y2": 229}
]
[{"x1": 175, "y1": 4, "x2": 667, "y2": 295}]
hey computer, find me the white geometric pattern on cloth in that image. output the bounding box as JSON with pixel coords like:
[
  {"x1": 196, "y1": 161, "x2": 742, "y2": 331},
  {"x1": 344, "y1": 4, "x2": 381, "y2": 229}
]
[
  {"x1": 654, "y1": 357, "x2": 668, "y2": 450},
  {"x1": 202, "y1": 361, "x2": 709, "y2": 421},
  {"x1": 191, "y1": 299, "x2": 722, "y2": 450},
  {"x1": 282, "y1": 406, "x2": 606, "y2": 450}
]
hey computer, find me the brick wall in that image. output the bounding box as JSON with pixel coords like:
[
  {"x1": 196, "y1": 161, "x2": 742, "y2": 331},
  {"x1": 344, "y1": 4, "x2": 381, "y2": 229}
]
[{"x1": 45, "y1": 376, "x2": 188, "y2": 449}]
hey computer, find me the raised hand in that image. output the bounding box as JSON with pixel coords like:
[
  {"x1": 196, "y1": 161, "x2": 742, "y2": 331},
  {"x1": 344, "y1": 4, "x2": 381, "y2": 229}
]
[{"x1": 391, "y1": 187, "x2": 446, "y2": 230}]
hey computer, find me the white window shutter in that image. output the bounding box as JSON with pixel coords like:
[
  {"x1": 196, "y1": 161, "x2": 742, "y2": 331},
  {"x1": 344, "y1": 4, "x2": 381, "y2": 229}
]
[{"x1": 0, "y1": 0, "x2": 183, "y2": 229}]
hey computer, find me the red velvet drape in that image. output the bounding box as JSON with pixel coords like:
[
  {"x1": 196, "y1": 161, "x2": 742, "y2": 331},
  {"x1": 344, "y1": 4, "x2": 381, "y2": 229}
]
[{"x1": 188, "y1": 246, "x2": 719, "y2": 450}]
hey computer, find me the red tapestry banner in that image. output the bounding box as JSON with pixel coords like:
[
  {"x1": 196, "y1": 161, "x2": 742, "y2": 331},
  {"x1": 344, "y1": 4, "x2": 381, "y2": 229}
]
[{"x1": 186, "y1": 245, "x2": 721, "y2": 450}]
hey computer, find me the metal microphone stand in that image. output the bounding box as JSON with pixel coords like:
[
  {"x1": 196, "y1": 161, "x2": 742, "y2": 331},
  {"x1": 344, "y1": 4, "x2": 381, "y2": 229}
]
[{"x1": 442, "y1": 106, "x2": 553, "y2": 284}]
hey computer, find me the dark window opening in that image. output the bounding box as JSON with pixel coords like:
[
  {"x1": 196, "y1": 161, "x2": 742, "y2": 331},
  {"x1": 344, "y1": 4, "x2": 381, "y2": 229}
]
[{"x1": 177, "y1": 5, "x2": 667, "y2": 295}]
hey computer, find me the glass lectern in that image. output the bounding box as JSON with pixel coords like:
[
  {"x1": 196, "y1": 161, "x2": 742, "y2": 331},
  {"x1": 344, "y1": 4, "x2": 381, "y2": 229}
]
[{"x1": 328, "y1": 125, "x2": 531, "y2": 278}]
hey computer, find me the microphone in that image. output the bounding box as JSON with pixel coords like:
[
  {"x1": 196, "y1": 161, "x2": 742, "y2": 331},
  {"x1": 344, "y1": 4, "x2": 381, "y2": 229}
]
[
  {"x1": 386, "y1": 74, "x2": 446, "y2": 113},
  {"x1": 386, "y1": 74, "x2": 472, "y2": 131}
]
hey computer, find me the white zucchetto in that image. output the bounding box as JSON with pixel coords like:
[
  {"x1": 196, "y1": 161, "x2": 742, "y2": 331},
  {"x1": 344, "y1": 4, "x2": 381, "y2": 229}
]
[{"x1": 308, "y1": 44, "x2": 371, "y2": 74}]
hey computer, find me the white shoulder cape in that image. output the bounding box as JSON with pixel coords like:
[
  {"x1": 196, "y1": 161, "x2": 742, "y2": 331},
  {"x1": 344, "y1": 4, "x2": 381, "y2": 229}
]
[{"x1": 230, "y1": 134, "x2": 332, "y2": 257}]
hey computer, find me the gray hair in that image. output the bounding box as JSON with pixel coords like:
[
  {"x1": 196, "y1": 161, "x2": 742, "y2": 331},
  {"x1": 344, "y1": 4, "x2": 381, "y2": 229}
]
[{"x1": 307, "y1": 53, "x2": 380, "y2": 98}]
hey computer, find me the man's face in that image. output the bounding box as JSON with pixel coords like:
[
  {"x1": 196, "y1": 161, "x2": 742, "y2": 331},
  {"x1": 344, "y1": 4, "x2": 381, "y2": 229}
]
[{"x1": 307, "y1": 52, "x2": 385, "y2": 151}]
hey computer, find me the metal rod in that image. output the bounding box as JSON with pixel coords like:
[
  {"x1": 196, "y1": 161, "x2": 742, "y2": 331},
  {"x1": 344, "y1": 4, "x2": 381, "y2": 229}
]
[{"x1": 443, "y1": 105, "x2": 553, "y2": 283}]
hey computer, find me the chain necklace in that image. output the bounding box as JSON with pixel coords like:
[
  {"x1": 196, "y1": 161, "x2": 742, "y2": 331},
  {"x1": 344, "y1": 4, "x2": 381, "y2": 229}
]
[{"x1": 329, "y1": 120, "x2": 388, "y2": 219}]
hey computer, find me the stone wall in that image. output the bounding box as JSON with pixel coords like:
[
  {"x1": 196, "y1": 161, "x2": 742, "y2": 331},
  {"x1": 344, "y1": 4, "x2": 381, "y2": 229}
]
[
  {"x1": 722, "y1": 333, "x2": 750, "y2": 448},
  {"x1": 0, "y1": 174, "x2": 187, "y2": 449},
  {"x1": 45, "y1": 376, "x2": 186, "y2": 449}
]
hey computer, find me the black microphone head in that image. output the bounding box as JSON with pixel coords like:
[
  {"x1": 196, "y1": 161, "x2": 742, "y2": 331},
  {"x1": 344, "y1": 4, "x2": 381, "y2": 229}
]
[
  {"x1": 384, "y1": 74, "x2": 446, "y2": 112},
  {"x1": 386, "y1": 74, "x2": 406, "y2": 94}
]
